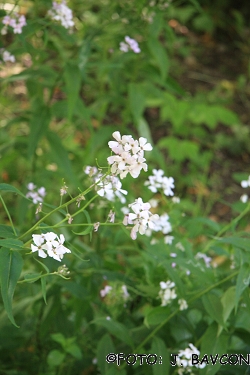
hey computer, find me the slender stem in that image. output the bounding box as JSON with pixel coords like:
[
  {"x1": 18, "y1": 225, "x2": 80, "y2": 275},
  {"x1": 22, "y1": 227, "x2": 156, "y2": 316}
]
[
  {"x1": 18, "y1": 172, "x2": 109, "y2": 240},
  {"x1": 37, "y1": 222, "x2": 123, "y2": 229},
  {"x1": 53, "y1": 194, "x2": 99, "y2": 227},
  {"x1": 0, "y1": 194, "x2": 17, "y2": 236},
  {"x1": 18, "y1": 194, "x2": 79, "y2": 240}
]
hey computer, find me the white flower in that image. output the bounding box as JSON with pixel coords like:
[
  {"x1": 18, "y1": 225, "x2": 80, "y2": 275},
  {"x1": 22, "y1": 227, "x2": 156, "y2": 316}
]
[
  {"x1": 196, "y1": 252, "x2": 212, "y2": 268},
  {"x1": 172, "y1": 196, "x2": 180, "y2": 203},
  {"x1": 107, "y1": 210, "x2": 115, "y2": 223},
  {"x1": 84, "y1": 165, "x2": 101, "y2": 178},
  {"x1": 94, "y1": 222, "x2": 100, "y2": 232},
  {"x1": 60, "y1": 184, "x2": 68, "y2": 196},
  {"x1": 119, "y1": 42, "x2": 129, "y2": 52},
  {"x1": 66, "y1": 213, "x2": 73, "y2": 224},
  {"x1": 31, "y1": 232, "x2": 71, "y2": 261},
  {"x1": 96, "y1": 175, "x2": 127, "y2": 203},
  {"x1": 145, "y1": 213, "x2": 172, "y2": 236},
  {"x1": 0, "y1": 49, "x2": 15, "y2": 63},
  {"x1": 164, "y1": 235, "x2": 174, "y2": 244},
  {"x1": 2, "y1": 13, "x2": 26, "y2": 34},
  {"x1": 43, "y1": 232, "x2": 58, "y2": 250},
  {"x1": 176, "y1": 344, "x2": 206, "y2": 370},
  {"x1": 120, "y1": 36, "x2": 141, "y2": 53},
  {"x1": 26, "y1": 183, "x2": 46, "y2": 204},
  {"x1": 240, "y1": 194, "x2": 248, "y2": 203},
  {"x1": 31, "y1": 234, "x2": 47, "y2": 258},
  {"x1": 241, "y1": 176, "x2": 250, "y2": 188},
  {"x1": 121, "y1": 285, "x2": 130, "y2": 300},
  {"x1": 178, "y1": 299, "x2": 188, "y2": 310},
  {"x1": 124, "y1": 198, "x2": 159, "y2": 240},
  {"x1": 107, "y1": 132, "x2": 152, "y2": 179},
  {"x1": 48, "y1": 0, "x2": 74, "y2": 29},
  {"x1": 100, "y1": 285, "x2": 112, "y2": 297},
  {"x1": 145, "y1": 169, "x2": 175, "y2": 196},
  {"x1": 158, "y1": 280, "x2": 177, "y2": 306}
]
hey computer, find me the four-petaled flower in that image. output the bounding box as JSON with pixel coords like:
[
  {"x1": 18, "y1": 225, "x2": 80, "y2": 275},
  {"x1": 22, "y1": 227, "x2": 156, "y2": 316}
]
[{"x1": 31, "y1": 232, "x2": 71, "y2": 262}]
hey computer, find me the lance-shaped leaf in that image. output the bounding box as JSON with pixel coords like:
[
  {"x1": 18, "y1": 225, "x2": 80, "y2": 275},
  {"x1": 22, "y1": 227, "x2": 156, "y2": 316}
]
[
  {"x1": 0, "y1": 183, "x2": 26, "y2": 198},
  {"x1": 0, "y1": 248, "x2": 23, "y2": 327}
]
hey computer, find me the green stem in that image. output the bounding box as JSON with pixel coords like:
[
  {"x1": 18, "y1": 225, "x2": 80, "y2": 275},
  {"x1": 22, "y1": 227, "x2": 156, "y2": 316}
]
[
  {"x1": 18, "y1": 172, "x2": 109, "y2": 241},
  {"x1": 0, "y1": 194, "x2": 17, "y2": 236},
  {"x1": 54, "y1": 194, "x2": 99, "y2": 227},
  {"x1": 37, "y1": 222, "x2": 123, "y2": 229}
]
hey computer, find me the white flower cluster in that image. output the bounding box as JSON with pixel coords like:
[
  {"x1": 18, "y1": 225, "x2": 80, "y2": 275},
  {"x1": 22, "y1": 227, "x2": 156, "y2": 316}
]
[
  {"x1": 176, "y1": 343, "x2": 206, "y2": 374},
  {"x1": 120, "y1": 36, "x2": 141, "y2": 53},
  {"x1": 100, "y1": 284, "x2": 130, "y2": 301},
  {"x1": 31, "y1": 232, "x2": 71, "y2": 262},
  {"x1": 108, "y1": 131, "x2": 152, "y2": 179},
  {"x1": 48, "y1": 0, "x2": 74, "y2": 29},
  {"x1": 158, "y1": 281, "x2": 188, "y2": 309},
  {"x1": 145, "y1": 169, "x2": 175, "y2": 196},
  {"x1": 97, "y1": 175, "x2": 128, "y2": 203},
  {"x1": 0, "y1": 49, "x2": 15, "y2": 63},
  {"x1": 84, "y1": 166, "x2": 128, "y2": 203},
  {"x1": 158, "y1": 280, "x2": 177, "y2": 306},
  {"x1": 123, "y1": 198, "x2": 159, "y2": 240},
  {"x1": 240, "y1": 175, "x2": 250, "y2": 203},
  {"x1": 26, "y1": 183, "x2": 46, "y2": 204},
  {"x1": 2, "y1": 14, "x2": 26, "y2": 34},
  {"x1": 195, "y1": 252, "x2": 212, "y2": 268},
  {"x1": 146, "y1": 213, "x2": 172, "y2": 236}
]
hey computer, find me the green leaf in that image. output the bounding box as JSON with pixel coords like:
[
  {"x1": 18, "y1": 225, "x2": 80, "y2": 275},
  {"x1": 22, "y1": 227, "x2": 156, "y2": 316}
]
[
  {"x1": 202, "y1": 293, "x2": 225, "y2": 327},
  {"x1": 235, "y1": 264, "x2": 250, "y2": 311},
  {"x1": 201, "y1": 323, "x2": 228, "y2": 375},
  {"x1": 0, "y1": 225, "x2": 16, "y2": 239},
  {"x1": 51, "y1": 333, "x2": 67, "y2": 348},
  {"x1": 28, "y1": 105, "x2": 51, "y2": 158},
  {"x1": 23, "y1": 273, "x2": 42, "y2": 283},
  {"x1": 97, "y1": 334, "x2": 115, "y2": 375},
  {"x1": 65, "y1": 343, "x2": 82, "y2": 359},
  {"x1": 73, "y1": 225, "x2": 94, "y2": 236},
  {"x1": 47, "y1": 349, "x2": 65, "y2": 367},
  {"x1": 149, "y1": 13, "x2": 163, "y2": 38},
  {"x1": 221, "y1": 286, "x2": 236, "y2": 323},
  {"x1": 151, "y1": 337, "x2": 169, "y2": 375},
  {"x1": 34, "y1": 258, "x2": 50, "y2": 273},
  {"x1": 136, "y1": 117, "x2": 153, "y2": 146},
  {"x1": 64, "y1": 62, "x2": 81, "y2": 121},
  {"x1": 218, "y1": 237, "x2": 250, "y2": 251},
  {"x1": 148, "y1": 39, "x2": 169, "y2": 81},
  {"x1": 144, "y1": 306, "x2": 170, "y2": 327},
  {"x1": 82, "y1": 209, "x2": 91, "y2": 224},
  {"x1": 41, "y1": 276, "x2": 47, "y2": 304},
  {"x1": 0, "y1": 239, "x2": 23, "y2": 250},
  {"x1": 0, "y1": 184, "x2": 26, "y2": 198},
  {"x1": 0, "y1": 248, "x2": 23, "y2": 327},
  {"x1": 128, "y1": 83, "x2": 146, "y2": 122},
  {"x1": 158, "y1": 137, "x2": 200, "y2": 162},
  {"x1": 93, "y1": 317, "x2": 134, "y2": 348},
  {"x1": 47, "y1": 131, "x2": 78, "y2": 186},
  {"x1": 218, "y1": 286, "x2": 236, "y2": 336}
]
